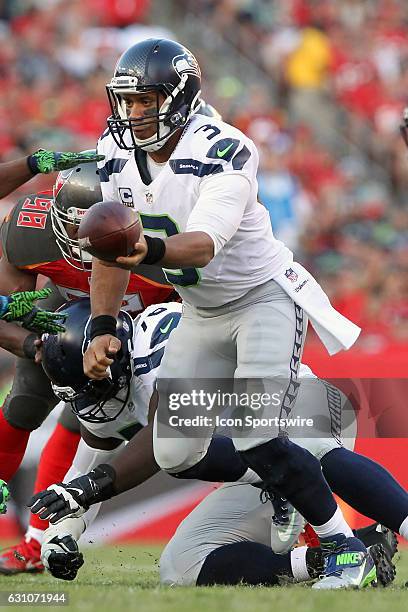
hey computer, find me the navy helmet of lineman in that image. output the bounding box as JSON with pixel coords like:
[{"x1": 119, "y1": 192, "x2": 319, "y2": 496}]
[
  {"x1": 41, "y1": 298, "x2": 134, "y2": 423},
  {"x1": 106, "y1": 38, "x2": 203, "y2": 152}
]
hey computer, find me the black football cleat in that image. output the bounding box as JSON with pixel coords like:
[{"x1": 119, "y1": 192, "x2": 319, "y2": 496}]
[
  {"x1": 369, "y1": 543, "x2": 396, "y2": 587},
  {"x1": 355, "y1": 523, "x2": 398, "y2": 563}
]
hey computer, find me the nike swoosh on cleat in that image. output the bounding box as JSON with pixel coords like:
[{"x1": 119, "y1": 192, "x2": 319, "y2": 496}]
[
  {"x1": 160, "y1": 318, "x2": 174, "y2": 335},
  {"x1": 274, "y1": 507, "x2": 299, "y2": 543},
  {"x1": 216, "y1": 143, "x2": 234, "y2": 158}
]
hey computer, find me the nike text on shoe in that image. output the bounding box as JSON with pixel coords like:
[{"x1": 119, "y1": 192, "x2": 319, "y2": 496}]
[{"x1": 312, "y1": 534, "x2": 376, "y2": 590}]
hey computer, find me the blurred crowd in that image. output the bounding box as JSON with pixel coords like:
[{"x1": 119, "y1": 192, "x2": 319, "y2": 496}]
[
  {"x1": 1, "y1": 0, "x2": 408, "y2": 350},
  {"x1": 0, "y1": 0, "x2": 170, "y2": 163},
  {"x1": 183, "y1": 0, "x2": 408, "y2": 349}
]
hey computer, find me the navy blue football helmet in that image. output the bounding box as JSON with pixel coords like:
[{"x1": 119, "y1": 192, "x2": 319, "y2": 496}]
[
  {"x1": 41, "y1": 298, "x2": 134, "y2": 423},
  {"x1": 106, "y1": 38, "x2": 202, "y2": 152}
]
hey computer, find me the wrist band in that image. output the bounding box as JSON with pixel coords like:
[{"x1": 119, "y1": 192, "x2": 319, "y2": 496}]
[
  {"x1": 89, "y1": 464, "x2": 117, "y2": 501},
  {"x1": 26, "y1": 154, "x2": 39, "y2": 176},
  {"x1": 23, "y1": 333, "x2": 38, "y2": 360},
  {"x1": 90, "y1": 315, "x2": 117, "y2": 341},
  {"x1": 143, "y1": 235, "x2": 166, "y2": 265}
]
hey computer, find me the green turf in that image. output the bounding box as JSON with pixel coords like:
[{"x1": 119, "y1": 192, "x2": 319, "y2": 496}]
[{"x1": 0, "y1": 545, "x2": 406, "y2": 612}]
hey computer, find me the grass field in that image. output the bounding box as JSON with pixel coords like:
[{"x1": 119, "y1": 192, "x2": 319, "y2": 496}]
[{"x1": 0, "y1": 545, "x2": 406, "y2": 612}]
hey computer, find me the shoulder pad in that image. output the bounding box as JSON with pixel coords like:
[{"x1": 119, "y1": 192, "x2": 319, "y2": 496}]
[
  {"x1": 1, "y1": 193, "x2": 60, "y2": 266},
  {"x1": 97, "y1": 128, "x2": 124, "y2": 159},
  {"x1": 170, "y1": 116, "x2": 254, "y2": 177},
  {"x1": 97, "y1": 130, "x2": 131, "y2": 183},
  {"x1": 132, "y1": 303, "x2": 182, "y2": 373}
]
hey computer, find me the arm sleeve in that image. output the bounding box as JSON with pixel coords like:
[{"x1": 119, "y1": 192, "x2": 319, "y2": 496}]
[{"x1": 186, "y1": 173, "x2": 251, "y2": 256}]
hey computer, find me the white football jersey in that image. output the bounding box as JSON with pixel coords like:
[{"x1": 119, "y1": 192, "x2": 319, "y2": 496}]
[
  {"x1": 81, "y1": 302, "x2": 182, "y2": 441},
  {"x1": 97, "y1": 114, "x2": 293, "y2": 307}
]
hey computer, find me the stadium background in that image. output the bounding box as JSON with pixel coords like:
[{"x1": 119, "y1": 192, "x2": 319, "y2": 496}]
[{"x1": 0, "y1": 0, "x2": 407, "y2": 546}]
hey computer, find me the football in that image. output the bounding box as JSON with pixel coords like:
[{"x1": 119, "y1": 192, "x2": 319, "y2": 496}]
[{"x1": 77, "y1": 200, "x2": 141, "y2": 262}]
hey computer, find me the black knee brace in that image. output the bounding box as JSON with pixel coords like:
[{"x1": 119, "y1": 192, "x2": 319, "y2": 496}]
[
  {"x1": 240, "y1": 437, "x2": 337, "y2": 525},
  {"x1": 3, "y1": 394, "x2": 57, "y2": 431},
  {"x1": 3, "y1": 352, "x2": 59, "y2": 431},
  {"x1": 170, "y1": 436, "x2": 247, "y2": 482},
  {"x1": 240, "y1": 436, "x2": 323, "y2": 499}
]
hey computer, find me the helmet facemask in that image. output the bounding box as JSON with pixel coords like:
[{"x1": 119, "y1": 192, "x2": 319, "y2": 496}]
[
  {"x1": 51, "y1": 159, "x2": 102, "y2": 270},
  {"x1": 52, "y1": 374, "x2": 131, "y2": 424},
  {"x1": 107, "y1": 77, "x2": 201, "y2": 152},
  {"x1": 50, "y1": 193, "x2": 92, "y2": 272},
  {"x1": 106, "y1": 41, "x2": 202, "y2": 152}
]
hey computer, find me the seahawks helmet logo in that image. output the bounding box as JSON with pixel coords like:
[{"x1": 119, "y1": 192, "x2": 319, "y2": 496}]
[{"x1": 173, "y1": 52, "x2": 201, "y2": 78}]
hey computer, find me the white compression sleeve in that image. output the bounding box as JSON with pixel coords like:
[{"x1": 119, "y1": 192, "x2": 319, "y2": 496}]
[
  {"x1": 186, "y1": 173, "x2": 251, "y2": 255},
  {"x1": 63, "y1": 438, "x2": 123, "y2": 480}
]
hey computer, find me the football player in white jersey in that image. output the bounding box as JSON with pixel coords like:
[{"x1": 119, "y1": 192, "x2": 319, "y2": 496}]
[
  {"x1": 66, "y1": 38, "x2": 383, "y2": 588},
  {"x1": 34, "y1": 297, "x2": 180, "y2": 579},
  {"x1": 32, "y1": 299, "x2": 397, "y2": 586}
]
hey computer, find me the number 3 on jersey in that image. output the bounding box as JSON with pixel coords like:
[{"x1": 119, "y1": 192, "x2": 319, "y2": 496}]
[{"x1": 139, "y1": 213, "x2": 201, "y2": 287}]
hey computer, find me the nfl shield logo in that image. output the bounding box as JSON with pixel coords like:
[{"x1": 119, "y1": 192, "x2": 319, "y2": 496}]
[
  {"x1": 145, "y1": 192, "x2": 153, "y2": 205},
  {"x1": 285, "y1": 268, "x2": 298, "y2": 283}
]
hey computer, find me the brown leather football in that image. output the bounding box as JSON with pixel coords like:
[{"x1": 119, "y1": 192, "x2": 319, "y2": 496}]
[{"x1": 77, "y1": 200, "x2": 140, "y2": 262}]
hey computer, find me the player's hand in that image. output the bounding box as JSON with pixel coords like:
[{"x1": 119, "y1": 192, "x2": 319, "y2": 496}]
[
  {"x1": 0, "y1": 288, "x2": 67, "y2": 333},
  {"x1": 27, "y1": 149, "x2": 104, "y2": 174},
  {"x1": 41, "y1": 535, "x2": 84, "y2": 581},
  {"x1": 0, "y1": 479, "x2": 10, "y2": 514},
  {"x1": 100, "y1": 233, "x2": 148, "y2": 270},
  {"x1": 29, "y1": 481, "x2": 91, "y2": 524},
  {"x1": 28, "y1": 466, "x2": 115, "y2": 524},
  {"x1": 83, "y1": 334, "x2": 121, "y2": 379}
]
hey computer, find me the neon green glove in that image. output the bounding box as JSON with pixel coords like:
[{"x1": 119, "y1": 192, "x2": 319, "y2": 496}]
[
  {"x1": 0, "y1": 480, "x2": 10, "y2": 514},
  {"x1": 28, "y1": 149, "x2": 104, "y2": 174},
  {"x1": 0, "y1": 288, "x2": 66, "y2": 333}
]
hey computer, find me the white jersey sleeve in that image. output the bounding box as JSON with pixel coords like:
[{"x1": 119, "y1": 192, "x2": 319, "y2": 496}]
[{"x1": 186, "y1": 173, "x2": 251, "y2": 256}]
